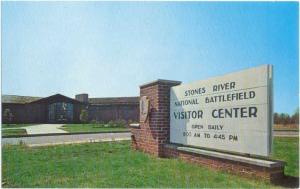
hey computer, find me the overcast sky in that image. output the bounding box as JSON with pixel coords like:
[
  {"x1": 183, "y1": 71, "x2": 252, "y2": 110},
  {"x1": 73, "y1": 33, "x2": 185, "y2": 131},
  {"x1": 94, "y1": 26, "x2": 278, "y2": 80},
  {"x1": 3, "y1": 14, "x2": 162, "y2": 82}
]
[{"x1": 2, "y1": 2, "x2": 298, "y2": 114}]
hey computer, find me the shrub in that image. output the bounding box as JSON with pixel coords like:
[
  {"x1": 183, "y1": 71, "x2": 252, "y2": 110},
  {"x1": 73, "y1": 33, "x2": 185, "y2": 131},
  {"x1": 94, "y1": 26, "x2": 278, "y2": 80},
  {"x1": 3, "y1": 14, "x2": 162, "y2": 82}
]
[
  {"x1": 90, "y1": 119, "x2": 106, "y2": 125},
  {"x1": 98, "y1": 120, "x2": 105, "y2": 124},
  {"x1": 80, "y1": 109, "x2": 89, "y2": 123},
  {"x1": 116, "y1": 119, "x2": 127, "y2": 127},
  {"x1": 90, "y1": 119, "x2": 98, "y2": 124},
  {"x1": 107, "y1": 119, "x2": 127, "y2": 128},
  {"x1": 107, "y1": 120, "x2": 115, "y2": 127}
]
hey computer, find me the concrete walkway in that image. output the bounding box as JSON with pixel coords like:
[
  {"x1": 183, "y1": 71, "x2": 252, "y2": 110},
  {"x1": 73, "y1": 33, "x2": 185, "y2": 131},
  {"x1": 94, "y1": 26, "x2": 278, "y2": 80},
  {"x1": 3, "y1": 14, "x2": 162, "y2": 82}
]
[
  {"x1": 23, "y1": 124, "x2": 67, "y2": 135},
  {"x1": 2, "y1": 132, "x2": 131, "y2": 146}
]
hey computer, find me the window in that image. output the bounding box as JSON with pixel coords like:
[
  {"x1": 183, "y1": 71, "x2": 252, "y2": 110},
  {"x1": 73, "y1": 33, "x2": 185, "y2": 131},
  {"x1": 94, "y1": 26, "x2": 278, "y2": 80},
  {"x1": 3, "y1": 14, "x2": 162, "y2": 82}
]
[{"x1": 48, "y1": 102, "x2": 73, "y2": 123}]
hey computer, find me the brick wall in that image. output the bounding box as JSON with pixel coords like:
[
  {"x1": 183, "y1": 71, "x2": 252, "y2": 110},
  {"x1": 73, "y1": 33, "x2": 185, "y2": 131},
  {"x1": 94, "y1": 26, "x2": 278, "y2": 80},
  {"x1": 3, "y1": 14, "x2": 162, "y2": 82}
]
[
  {"x1": 162, "y1": 145, "x2": 284, "y2": 182},
  {"x1": 88, "y1": 104, "x2": 139, "y2": 123},
  {"x1": 130, "y1": 80, "x2": 181, "y2": 156},
  {"x1": 2, "y1": 103, "x2": 27, "y2": 123}
]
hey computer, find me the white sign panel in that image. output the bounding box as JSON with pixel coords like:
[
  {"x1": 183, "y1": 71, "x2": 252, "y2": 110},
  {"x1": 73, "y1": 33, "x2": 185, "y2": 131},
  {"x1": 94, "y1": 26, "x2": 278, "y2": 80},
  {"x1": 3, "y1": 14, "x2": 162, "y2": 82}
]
[{"x1": 170, "y1": 65, "x2": 273, "y2": 157}]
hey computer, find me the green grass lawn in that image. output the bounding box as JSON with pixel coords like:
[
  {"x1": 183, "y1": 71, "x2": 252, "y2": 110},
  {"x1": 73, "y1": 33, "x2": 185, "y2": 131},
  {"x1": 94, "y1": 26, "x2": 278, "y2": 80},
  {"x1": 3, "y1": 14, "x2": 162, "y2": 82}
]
[
  {"x1": 2, "y1": 124, "x2": 36, "y2": 129},
  {"x1": 271, "y1": 137, "x2": 299, "y2": 177},
  {"x1": 2, "y1": 129, "x2": 27, "y2": 137},
  {"x1": 61, "y1": 124, "x2": 129, "y2": 133},
  {"x1": 2, "y1": 137, "x2": 298, "y2": 188}
]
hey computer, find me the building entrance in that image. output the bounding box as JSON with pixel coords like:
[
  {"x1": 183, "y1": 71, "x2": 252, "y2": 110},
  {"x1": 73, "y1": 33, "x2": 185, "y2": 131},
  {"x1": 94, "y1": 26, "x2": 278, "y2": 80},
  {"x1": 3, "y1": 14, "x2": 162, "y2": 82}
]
[{"x1": 48, "y1": 102, "x2": 73, "y2": 123}]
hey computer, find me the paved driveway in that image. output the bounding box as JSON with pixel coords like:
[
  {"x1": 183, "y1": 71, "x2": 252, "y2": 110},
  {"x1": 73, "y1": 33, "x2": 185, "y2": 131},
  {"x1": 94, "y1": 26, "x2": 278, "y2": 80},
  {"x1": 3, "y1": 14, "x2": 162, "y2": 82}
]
[
  {"x1": 2, "y1": 132, "x2": 131, "y2": 146},
  {"x1": 23, "y1": 124, "x2": 67, "y2": 135}
]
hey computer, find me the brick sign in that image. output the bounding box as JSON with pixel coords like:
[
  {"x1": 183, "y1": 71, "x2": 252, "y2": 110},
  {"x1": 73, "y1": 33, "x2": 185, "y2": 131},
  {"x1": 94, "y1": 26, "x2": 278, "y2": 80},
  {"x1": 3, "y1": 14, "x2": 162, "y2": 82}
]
[{"x1": 170, "y1": 65, "x2": 273, "y2": 156}]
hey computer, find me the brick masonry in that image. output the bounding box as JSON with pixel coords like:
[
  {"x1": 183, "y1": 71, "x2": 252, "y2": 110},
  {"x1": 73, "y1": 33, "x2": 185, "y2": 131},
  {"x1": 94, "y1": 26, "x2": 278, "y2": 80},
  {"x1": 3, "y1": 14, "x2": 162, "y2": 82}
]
[
  {"x1": 130, "y1": 80, "x2": 181, "y2": 156},
  {"x1": 130, "y1": 79, "x2": 285, "y2": 183},
  {"x1": 162, "y1": 145, "x2": 284, "y2": 182}
]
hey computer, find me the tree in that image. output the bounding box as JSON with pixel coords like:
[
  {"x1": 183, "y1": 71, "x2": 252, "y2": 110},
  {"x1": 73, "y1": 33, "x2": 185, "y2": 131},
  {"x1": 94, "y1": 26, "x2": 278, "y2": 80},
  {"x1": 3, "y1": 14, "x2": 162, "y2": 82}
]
[
  {"x1": 3, "y1": 108, "x2": 13, "y2": 123},
  {"x1": 291, "y1": 108, "x2": 299, "y2": 124},
  {"x1": 80, "y1": 109, "x2": 88, "y2": 123},
  {"x1": 283, "y1": 113, "x2": 290, "y2": 125},
  {"x1": 278, "y1": 113, "x2": 290, "y2": 125},
  {"x1": 274, "y1": 112, "x2": 279, "y2": 124}
]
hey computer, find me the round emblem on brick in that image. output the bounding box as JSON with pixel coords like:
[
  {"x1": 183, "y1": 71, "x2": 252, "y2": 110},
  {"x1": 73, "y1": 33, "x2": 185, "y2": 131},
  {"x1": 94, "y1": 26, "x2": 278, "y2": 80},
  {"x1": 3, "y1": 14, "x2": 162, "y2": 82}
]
[{"x1": 140, "y1": 96, "x2": 150, "y2": 123}]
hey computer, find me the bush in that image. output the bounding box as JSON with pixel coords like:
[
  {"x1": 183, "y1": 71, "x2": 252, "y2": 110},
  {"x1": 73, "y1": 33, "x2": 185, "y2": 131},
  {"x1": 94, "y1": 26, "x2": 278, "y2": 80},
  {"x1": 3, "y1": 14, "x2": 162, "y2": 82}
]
[
  {"x1": 90, "y1": 119, "x2": 106, "y2": 125},
  {"x1": 90, "y1": 119, "x2": 98, "y2": 124},
  {"x1": 107, "y1": 119, "x2": 127, "y2": 128},
  {"x1": 107, "y1": 120, "x2": 116, "y2": 127},
  {"x1": 80, "y1": 109, "x2": 89, "y2": 123}
]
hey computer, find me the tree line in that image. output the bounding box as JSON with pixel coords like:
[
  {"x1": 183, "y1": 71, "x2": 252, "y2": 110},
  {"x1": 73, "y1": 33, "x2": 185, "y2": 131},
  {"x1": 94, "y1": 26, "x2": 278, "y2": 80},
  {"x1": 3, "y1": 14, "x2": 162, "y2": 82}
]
[{"x1": 274, "y1": 108, "x2": 299, "y2": 125}]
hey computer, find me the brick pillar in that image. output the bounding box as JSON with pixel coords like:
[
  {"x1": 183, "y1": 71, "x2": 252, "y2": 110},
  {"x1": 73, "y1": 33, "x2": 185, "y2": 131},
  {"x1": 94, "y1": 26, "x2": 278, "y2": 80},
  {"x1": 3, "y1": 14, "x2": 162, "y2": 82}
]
[{"x1": 130, "y1": 79, "x2": 181, "y2": 157}]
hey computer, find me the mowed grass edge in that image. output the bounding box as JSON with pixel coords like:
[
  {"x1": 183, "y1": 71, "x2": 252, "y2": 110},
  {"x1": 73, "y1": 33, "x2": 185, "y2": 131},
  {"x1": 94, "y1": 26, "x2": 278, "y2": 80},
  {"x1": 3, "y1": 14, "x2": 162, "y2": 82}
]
[
  {"x1": 2, "y1": 129, "x2": 27, "y2": 137},
  {"x1": 61, "y1": 124, "x2": 129, "y2": 133}
]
